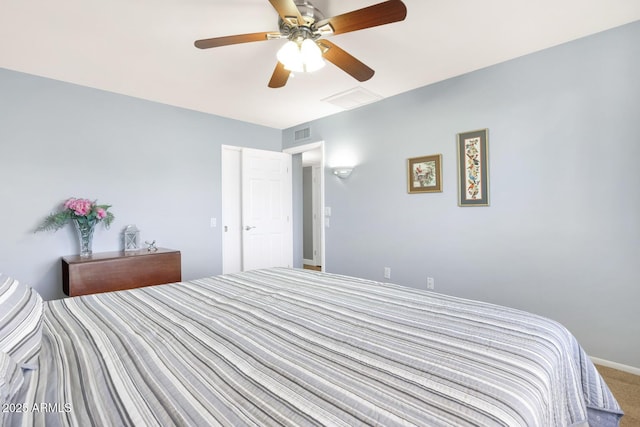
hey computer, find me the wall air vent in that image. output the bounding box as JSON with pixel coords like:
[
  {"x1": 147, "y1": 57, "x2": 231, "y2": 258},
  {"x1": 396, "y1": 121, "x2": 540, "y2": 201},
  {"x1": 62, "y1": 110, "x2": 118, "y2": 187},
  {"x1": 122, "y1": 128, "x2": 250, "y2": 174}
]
[
  {"x1": 322, "y1": 86, "x2": 383, "y2": 110},
  {"x1": 294, "y1": 127, "x2": 311, "y2": 142}
]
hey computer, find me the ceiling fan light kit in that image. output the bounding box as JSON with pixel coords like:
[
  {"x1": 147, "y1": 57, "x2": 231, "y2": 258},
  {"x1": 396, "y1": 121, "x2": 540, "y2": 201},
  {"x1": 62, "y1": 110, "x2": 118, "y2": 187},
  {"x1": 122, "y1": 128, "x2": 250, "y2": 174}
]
[
  {"x1": 194, "y1": 0, "x2": 407, "y2": 88},
  {"x1": 277, "y1": 37, "x2": 325, "y2": 73}
]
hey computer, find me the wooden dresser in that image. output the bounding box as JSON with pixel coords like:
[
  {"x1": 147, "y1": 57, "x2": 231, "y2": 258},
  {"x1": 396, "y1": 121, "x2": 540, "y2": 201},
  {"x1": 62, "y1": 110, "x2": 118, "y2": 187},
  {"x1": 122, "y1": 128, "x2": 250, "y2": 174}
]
[{"x1": 62, "y1": 248, "x2": 181, "y2": 297}]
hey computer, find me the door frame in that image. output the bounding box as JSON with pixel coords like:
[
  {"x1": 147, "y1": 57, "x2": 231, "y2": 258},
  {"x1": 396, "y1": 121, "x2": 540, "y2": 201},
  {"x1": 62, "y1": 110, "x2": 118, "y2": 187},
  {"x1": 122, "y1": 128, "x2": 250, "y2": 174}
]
[
  {"x1": 302, "y1": 164, "x2": 322, "y2": 267},
  {"x1": 221, "y1": 145, "x2": 293, "y2": 274},
  {"x1": 221, "y1": 145, "x2": 242, "y2": 275},
  {"x1": 284, "y1": 141, "x2": 325, "y2": 272}
]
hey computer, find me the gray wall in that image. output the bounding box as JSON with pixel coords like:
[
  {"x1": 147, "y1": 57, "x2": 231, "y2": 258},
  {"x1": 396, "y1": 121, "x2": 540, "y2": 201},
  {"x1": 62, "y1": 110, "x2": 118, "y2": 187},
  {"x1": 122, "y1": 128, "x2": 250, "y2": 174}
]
[
  {"x1": 283, "y1": 21, "x2": 640, "y2": 368},
  {"x1": 1, "y1": 21, "x2": 638, "y2": 369},
  {"x1": 0, "y1": 68, "x2": 281, "y2": 300}
]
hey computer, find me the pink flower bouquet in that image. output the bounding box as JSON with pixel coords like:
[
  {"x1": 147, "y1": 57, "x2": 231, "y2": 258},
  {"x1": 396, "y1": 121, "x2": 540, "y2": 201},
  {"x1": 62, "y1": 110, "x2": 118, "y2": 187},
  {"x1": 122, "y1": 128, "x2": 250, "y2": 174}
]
[{"x1": 36, "y1": 197, "x2": 115, "y2": 232}]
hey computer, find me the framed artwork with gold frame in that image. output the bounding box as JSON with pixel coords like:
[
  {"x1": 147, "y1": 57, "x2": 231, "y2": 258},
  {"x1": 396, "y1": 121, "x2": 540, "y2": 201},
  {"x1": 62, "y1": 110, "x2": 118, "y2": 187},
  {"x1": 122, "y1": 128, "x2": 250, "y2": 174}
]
[
  {"x1": 457, "y1": 129, "x2": 489, "y2": 206},
  {"x1": 407, "y1": 154, "x2": 442, "y2": 194}
]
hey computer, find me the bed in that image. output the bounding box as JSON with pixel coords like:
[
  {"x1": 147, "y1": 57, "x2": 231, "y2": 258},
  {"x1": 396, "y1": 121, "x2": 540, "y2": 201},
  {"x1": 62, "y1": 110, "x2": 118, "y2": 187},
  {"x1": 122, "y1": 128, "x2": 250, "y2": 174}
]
[{"x1": 1, "y1": 268, "x2": 624, "y2": 426}]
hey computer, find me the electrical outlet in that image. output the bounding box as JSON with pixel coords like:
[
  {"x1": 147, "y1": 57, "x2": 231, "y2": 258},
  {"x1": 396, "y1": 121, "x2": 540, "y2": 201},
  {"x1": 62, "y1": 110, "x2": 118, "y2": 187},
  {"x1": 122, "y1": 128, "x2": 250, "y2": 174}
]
[
  {"x1": 384, "y1": 267, "x2": 391, "y2": 279},
  {"x1": 427, "y1": 277, "x2": 435, "y2": 290}
]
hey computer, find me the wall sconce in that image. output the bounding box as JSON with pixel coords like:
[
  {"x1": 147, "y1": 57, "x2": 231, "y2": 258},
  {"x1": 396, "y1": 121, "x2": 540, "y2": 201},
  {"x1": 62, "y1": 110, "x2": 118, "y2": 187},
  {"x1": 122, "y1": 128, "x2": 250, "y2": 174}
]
[{"x1": 332, "y1": 167, "x2": 353, "y2": 179}]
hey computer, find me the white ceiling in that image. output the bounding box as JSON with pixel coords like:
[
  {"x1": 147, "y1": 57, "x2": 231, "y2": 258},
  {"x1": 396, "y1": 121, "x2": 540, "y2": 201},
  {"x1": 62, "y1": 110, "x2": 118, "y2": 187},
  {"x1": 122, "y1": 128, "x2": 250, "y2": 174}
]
[{"x1": 1, "y1": 1, "x2": 639, "y2": 129}]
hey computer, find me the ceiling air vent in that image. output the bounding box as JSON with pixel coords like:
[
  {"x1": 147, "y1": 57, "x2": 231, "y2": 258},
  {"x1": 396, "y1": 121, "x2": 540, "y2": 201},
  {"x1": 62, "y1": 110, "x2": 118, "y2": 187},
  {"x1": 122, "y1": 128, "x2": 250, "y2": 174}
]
[
  {"x1": 294, "y1": 127, "x2": 311, "y2": 142},
  {"x1": 322, "y1": 86, "x2": 383, "y2": 110}
]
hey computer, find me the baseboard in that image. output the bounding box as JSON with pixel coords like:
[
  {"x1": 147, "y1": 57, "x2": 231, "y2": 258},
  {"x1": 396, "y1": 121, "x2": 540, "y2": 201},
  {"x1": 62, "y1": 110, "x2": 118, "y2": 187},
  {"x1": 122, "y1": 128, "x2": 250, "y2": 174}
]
[{"x1": 590, "y1": 356, "x2": 640, "y2": 376}]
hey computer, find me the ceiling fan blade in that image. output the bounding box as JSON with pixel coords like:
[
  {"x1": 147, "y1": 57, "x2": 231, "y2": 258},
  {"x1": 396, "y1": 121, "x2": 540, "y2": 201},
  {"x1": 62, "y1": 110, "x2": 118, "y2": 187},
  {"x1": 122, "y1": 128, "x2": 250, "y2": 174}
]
[
  {"x1": 319, "y1": 40, "x2": 374, "y2": 82},
  {"x1": 268, "y1": 62, "x2": 291, "y2": 88},
  {"x1": 315, "y1": 0, "x2": 407, "y2": 36},
  {"x1": 269, "y1": 0, "x2": 307, "y2": 27},
  {"x1": 194, "y1": 32, "x2": 279, "y2": 49}
]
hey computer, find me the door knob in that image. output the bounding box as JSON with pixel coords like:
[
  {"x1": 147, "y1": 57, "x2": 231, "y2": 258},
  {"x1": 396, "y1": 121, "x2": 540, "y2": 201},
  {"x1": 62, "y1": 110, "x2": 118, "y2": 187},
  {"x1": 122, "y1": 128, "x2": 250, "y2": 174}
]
[{"x1": 244, "y1": 225, "x2": 256, "y2": 231}]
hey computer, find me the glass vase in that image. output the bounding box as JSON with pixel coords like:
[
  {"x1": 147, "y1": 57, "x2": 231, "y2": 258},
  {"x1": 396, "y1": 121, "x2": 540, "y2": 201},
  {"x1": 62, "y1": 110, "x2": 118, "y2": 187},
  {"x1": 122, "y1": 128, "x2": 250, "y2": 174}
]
[{"x1": 73, "y1": 219, "x2": 96, "y2": 258}]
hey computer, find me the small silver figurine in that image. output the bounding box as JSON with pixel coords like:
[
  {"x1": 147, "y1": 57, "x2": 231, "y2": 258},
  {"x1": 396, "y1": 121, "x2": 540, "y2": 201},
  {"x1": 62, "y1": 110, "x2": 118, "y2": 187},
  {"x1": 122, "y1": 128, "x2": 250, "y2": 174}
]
[{"x1": 145, "y1": 240, "x2": 158, "y2": 252}]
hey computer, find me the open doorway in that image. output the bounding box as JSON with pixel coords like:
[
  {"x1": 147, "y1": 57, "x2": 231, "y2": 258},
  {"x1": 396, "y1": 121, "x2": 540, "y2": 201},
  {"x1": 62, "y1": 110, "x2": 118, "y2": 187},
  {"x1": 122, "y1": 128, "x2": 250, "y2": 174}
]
[
  {"x1": 284, "y1": 141, "x2": 325, "y2": 272},
  {"x1": 302, "y1": 152, "x2": 322, "y2": 270}
]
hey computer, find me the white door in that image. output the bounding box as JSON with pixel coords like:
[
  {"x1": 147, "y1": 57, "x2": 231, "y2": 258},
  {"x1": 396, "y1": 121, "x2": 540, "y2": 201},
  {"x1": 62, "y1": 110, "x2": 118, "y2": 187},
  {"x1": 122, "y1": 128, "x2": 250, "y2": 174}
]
[
  {"x1": 221, "y1": 146, "x2": 242, "y2": 274},
  {"x1": 240, "y1": 148, "x2": 292, "y2": 271},
  {"x1": 222, "y1": 146, "x2": 293, "y2": 273}
]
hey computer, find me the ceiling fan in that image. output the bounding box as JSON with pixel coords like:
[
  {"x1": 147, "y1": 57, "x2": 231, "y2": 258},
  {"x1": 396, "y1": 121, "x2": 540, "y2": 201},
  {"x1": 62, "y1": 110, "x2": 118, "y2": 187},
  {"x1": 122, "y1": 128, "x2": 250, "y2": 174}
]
[{"x1": 194, "y1": 0, "x2": 407, "y2": 88}]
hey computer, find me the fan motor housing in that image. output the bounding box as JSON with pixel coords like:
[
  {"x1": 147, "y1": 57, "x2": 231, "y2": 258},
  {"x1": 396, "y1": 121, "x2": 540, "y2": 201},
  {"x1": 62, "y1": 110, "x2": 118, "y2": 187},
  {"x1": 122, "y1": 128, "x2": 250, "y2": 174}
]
[{"x1": 278, "y1": 0, "x2": 325, "y2": 37}]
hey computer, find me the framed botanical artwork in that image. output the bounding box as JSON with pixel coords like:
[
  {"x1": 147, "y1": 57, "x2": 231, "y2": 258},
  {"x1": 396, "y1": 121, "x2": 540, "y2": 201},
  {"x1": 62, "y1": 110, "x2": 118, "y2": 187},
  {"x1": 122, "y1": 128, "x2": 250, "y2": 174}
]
[
  {"x1": 457, "y1": 129, "x2": 489, "y2": 206},
  {"x1": 407, "y1": 154, "x2": 442, "y2": 194}
]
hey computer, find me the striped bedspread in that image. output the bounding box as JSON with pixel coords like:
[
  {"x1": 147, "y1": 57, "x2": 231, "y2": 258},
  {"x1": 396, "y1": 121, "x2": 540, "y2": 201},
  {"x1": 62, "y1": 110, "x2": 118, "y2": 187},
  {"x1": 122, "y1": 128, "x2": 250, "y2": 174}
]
[{"x1": 11, "y1": 268, "x2": 622, "y2": 426}]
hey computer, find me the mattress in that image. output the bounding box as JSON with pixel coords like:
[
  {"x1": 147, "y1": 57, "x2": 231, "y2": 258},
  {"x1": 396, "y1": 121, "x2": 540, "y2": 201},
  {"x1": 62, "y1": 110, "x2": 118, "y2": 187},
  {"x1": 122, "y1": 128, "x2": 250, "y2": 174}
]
[{"x1": 8, "y1": 268, "x2": 623, "y2": 426}]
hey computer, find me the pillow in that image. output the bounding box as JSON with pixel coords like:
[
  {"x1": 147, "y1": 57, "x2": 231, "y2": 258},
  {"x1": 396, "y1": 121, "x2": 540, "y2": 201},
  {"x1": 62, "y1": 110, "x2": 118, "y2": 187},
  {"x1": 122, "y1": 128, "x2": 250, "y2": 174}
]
[
  {"x1": 0, "y1": 351, "x2": 23, "y2": 403},
  {"x1": 0, "y1": 274, "x2": 43, "y2": 370}
]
